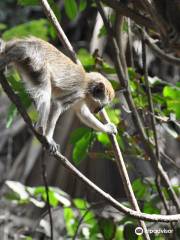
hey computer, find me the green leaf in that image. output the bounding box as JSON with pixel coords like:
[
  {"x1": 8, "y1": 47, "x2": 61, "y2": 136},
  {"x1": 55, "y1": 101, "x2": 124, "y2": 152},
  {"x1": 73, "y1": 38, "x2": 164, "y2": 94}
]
[
  {"x1": 6, "y1": 181, "x2": 29, "y2": 200},
  {"x1": 52, "y1": 191, "x2": 71, "y2": 207},
  {"x1": 73, "y1": 198, "x2": 89, "y2": 209},
  {"x1": 109, "y1": 80, "x2": 120, "y2": 90},
  {"x1": 42, "y1": 190, "x2": 59, "y2": 207},
  {"x1": 115, "y1": 226, "x2": 124, "y2": 240},
  {"x1": 106, "y1": 108, "x2": 120, "y2": 125},
  {"x1": 64, "y1": 0, "x2": 78, "y2": 20},
  {"x1": 18, "y1": 0, "x2": 39, "y2": 6},
  {"x1": 2, "y1": 19, "x2": 50, "y2": 41},
  {"x1": 77, "y1": 48, "x2": 95, "y2": 70},
  {"x1": 70, "y1": 127, "x2": 91, "y2": 144},
  {"x1": 6, "y1": 104, "x2": 17, "y2": 128},
  {"x1": 49, "y1": 0, "x2": 61, "y2": 21},
  {"x1": 64, "y1": 208, "x2": 77, "y2": 236},
  {"x1": 143, "y1": 201, "x2": 160, "y2": 214},
  {"x1": 132, "y1": 178, "x2": 147, "y2": 200},
  {"x1": 72, "y1": 131, "x2": 94, "y2": 164},
  {"x1": 79, "y1": 0, "x2": 87, "y2": 11},
  {"x1": 0, "y1": 23, "x2": 7, "y2": 31},
  {"x1": 96, "y1": 132, "x2": 110, "y2": 145},
  {"x1": 24, "y1": 237, "x2": 33, "y2": 240},
  {"x1": 98, "y1": 25, "x2": 107, "y2": 38},
  {"x1": 117, "y1": 134, "x2": 125, "y2": 151},
  {"x1": 99, "y1": 218, "x2": 116, "y2": 240},
  {"x1": 128, "y1": 67, "x2": 137, "y2": 81},
  {"x1": 73, "y1": 198, "x2": 95, "y2": 224},
  {"x1": 163, "y1": 86, "x2": 180, "y2": 119},
  {"x1": 5, "y1": 70, "x2": 32, "y2": 126},
  {"x1": 29, "y1": 186, "x2": 71, "y2": 207},
  {"x1": 123, "y1": 223, "x2": 138, "y2": 240},
  {"x1": 29, "y1": 186, "x2": 59, "y2": 207}
]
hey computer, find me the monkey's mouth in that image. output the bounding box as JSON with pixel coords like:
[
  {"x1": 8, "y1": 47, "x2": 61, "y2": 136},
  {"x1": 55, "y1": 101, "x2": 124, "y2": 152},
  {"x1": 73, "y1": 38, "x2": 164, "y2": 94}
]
[{"x1": 94, "y1": 105, "x2": 104, "y2": 113}]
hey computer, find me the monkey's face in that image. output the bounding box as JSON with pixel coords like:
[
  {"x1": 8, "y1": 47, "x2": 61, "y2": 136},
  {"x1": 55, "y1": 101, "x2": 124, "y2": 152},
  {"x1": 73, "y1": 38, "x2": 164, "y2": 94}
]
[{"x1": 86, "y1": 72, "x2": 115, "y2": 113}]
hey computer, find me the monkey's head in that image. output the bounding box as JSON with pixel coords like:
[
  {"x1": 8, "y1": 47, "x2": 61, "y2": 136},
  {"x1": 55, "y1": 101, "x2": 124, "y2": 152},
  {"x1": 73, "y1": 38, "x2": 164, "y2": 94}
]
[{"x1": 86, "y1": 72, "x2": 115, "y2": 113}]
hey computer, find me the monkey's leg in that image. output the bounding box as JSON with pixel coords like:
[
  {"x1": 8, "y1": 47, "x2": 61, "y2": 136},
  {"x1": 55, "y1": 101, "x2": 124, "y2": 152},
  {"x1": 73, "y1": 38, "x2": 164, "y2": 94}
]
[
  {"x1": 33, "y1": 87, "x2": 51, "y2": 136},
  {"x1": 45, "y1": 101, "x2": 62, "y2": 152}
]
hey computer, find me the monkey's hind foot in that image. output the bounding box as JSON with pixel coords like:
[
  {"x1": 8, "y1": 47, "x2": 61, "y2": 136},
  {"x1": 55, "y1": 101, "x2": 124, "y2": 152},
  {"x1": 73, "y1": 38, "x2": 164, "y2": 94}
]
[
  {"x1": 47, "y1": 138, "x2": 60, "y2": 155},
  {"x1": 34, "y1": 123, "x2": 45, "y2": 136}
]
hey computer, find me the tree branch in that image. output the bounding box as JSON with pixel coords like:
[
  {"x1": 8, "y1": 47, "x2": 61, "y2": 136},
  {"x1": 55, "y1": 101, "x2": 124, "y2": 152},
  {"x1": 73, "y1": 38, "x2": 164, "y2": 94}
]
[
  {"x1": 1, "y1": 70, "x2": 180, "y2": 222},
  {"x1": 102, "y1": 0, "x2": 153, "y2": 29},
  {"x1": 143, "y1": 31, "x2": 180, "y2": 66},
  {"x1": 97, "y1": 7, "x2": 150, "y2": 239},
  {"x1": 41, "y1": 1, "x2": 150, "y2": 238},
  {"x1": 96, "y1": 0, "x2": 180, "y2": 213}
]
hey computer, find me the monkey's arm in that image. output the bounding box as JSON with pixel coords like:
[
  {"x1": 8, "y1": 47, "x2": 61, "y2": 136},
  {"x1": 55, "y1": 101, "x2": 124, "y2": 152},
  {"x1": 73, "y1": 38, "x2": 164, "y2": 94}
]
[{"x1": 75, "y1": 102, "x2": 117, "y2": 134}]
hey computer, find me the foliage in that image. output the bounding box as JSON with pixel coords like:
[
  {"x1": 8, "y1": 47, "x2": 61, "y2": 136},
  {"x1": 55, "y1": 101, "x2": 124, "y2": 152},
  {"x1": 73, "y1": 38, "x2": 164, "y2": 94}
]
[
  {"x1": 163, "y1": 85, "x2": 180, "y2": 119},
  {"x1": 5, "y1": 179, "x2": 179, "y2": 239},
  {"x1": 2, "y1": 19, "x2": 51, "y2": 41},
  {"x1": 64, "y1": 0, "x2": 87, "y2": 20}
]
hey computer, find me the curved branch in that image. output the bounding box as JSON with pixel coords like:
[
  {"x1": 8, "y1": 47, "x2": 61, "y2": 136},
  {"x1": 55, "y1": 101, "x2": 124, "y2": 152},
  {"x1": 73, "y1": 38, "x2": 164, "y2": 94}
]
[
  {"x1": 0, "y1": 71, "x2": 180, "y2": 222},
  {"x1": 144, "y1": 32, "x2": 180, "y2": 66}
]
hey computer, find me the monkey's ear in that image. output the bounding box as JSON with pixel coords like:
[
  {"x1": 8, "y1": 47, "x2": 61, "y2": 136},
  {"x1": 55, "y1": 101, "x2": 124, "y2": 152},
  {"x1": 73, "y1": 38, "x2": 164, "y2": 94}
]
[{"x1": 92, "y1": 82, "x2": 105, "y2": 98}]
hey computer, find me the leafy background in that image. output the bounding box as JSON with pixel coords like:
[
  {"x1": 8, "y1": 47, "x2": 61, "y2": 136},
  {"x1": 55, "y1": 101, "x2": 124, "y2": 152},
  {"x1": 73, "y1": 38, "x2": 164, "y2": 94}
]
[{"x1": 0, "y1": 0, "x2": 179, "y2": 239}]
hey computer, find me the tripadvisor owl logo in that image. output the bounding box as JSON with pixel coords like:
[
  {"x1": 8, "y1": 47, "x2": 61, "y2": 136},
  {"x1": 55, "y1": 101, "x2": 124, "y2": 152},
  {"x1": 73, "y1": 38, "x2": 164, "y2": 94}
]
[{"x1": 135, "y1": 226, "x2": 144, "y2": 235}]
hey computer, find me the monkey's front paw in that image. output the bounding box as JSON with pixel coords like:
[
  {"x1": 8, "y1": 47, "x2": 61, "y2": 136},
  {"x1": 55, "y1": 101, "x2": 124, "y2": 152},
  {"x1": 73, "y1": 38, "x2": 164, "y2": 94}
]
[
  {"x1": 46, "y1": 138, "x2": 60, "y2": 155},
  {"x1": 105, "y1": 123, "x2": 117, "y2": 135}
]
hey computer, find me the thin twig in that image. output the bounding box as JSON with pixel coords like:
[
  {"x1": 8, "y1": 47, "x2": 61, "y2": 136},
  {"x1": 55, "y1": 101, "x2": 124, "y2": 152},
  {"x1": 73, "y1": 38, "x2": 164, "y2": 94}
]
[
  {"x1": 144, "y1": 31, "x2": 180, "y2": 66},
  {"x1": 127, "y1": 18, "x2": 134, "y2": 68},
  {"x1": 155, "y1": 176, "x2": 176, "y2": 237},
  {"x1": 0, "y1": 71, "x2": 180, "y2": 222},
  {"x1": 161, "y1": 152, "x2": 180, "y2": 170},
  {"x1": 41, "y1": 0, "x2": 80, "y2": 65},
  {"x1": 111, "y1": 14, "x2": 150, "y2": 236},
  {"x1": 73, "y1": 209, "x2": 90, "y2": 240},
  {"x1": 142, "y1": 30, "x2": 160, "y2": 162},
  {"x1": 41, "y1": 150, "x2": 53, "y2": 240}
]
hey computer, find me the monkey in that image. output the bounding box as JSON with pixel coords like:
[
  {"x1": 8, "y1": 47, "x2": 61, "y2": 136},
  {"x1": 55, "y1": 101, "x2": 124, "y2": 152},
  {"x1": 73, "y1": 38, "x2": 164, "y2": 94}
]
[{"x1": 0, "y1": 37, "x2": 117, "y2": 152}]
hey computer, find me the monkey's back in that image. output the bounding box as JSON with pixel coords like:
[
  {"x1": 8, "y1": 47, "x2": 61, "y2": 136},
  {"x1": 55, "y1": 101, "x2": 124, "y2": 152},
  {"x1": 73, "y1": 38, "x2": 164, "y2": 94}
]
[{"x1": 5, "y1": 37, "x2": 87, "y2": 97}]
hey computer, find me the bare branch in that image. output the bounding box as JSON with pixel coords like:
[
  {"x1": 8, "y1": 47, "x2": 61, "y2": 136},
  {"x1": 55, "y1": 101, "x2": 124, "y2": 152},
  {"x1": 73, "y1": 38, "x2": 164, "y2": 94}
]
[
  {"x1": 41, "y1": 0, "x2": 79, "y2": 64},
  {"x1": 1, "y1": 70, "x2": 180, "y2": 222},
  {"x1": 102, "y1": 0, "x2": 153, "y2": 29},
  {"x1": 142, "y1": 30, "x2": 160, "y2": 161},
  {"x1": 144, "y1": 32, "x2": 180, "y2": 66}
]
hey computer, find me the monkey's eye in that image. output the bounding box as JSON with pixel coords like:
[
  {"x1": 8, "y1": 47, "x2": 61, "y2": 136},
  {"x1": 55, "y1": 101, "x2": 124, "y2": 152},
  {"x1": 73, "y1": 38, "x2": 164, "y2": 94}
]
[{"x1": 92, "y1": 82, "x2": 105, "y2": 99}]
